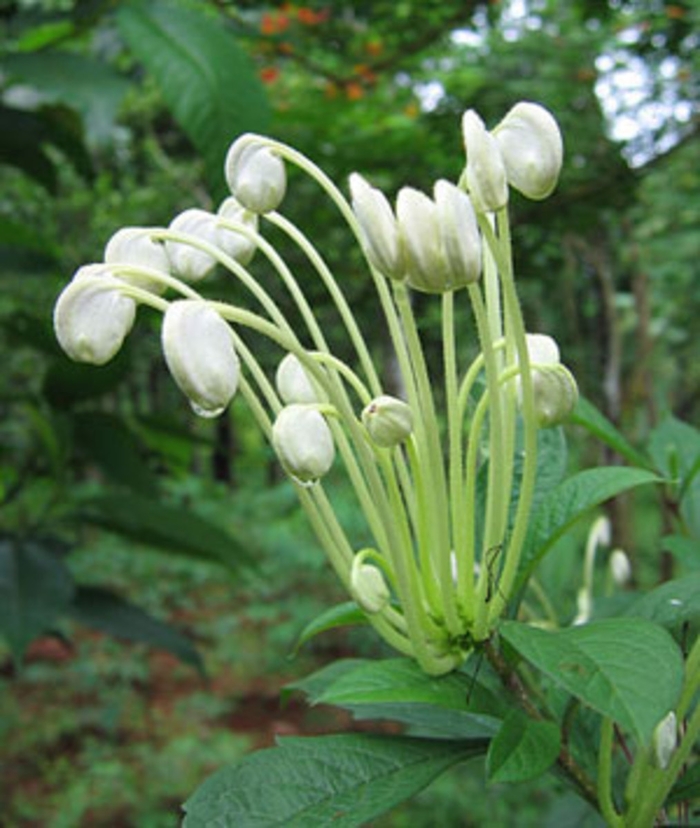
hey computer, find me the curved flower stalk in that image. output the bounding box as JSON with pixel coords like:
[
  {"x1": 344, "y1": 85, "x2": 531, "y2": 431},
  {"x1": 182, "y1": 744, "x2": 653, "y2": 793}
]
[{"x1": 53, "y1": 102, "x2": 576, "y2": 676}]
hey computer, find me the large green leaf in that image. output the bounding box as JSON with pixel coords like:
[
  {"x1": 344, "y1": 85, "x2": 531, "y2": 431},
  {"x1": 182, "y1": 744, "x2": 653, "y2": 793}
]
[
  {"x1": 500, "y1": 618, "x2": 683, "y2": 742},
  {"x1": 77, "y1": 492, "x2": 257, "y2": 571},
  {"x1": 183, "y1": 733, "x2": 486, "y2": 827},
  {"x1": 0, "y1": 536, "x2": 75, "y2": 662},
  {"x1": 486, "y1": 711, "x2": 560, "y2": 783},
  {"x1": 116, "y1": 0, "x2": 270, "y2": 197},
  {"x1": 624, "y1": 573, "x2": 700, "y2": 637},
  {"x1": 295, "y1": 657, "x2": 503, "y2": 739},
  {"x1": 293, "y1": 600, "x2": 368, "y2": 654},
  {"x1": 516, "y1": 466, "x2": 660, "y2": 589},
  {"x1": 69, "y1": 585, "x2": 203, "y2": 673}
]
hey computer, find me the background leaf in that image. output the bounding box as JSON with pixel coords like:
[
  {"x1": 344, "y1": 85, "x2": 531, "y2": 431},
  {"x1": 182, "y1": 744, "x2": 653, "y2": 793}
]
[
  {"x1": 624, "y1": 573, "x2": 700, "y2": 639},
  {"x1": 116, "y1": 0, "x2": 270, "y2": 198},
  {"x1": 571, "y1": 397, "x2": 650, "y2": 468},
  {"x1": 0, "y1": 536, "x2": 75, "y2": 662},
  {"x1": 500, "y1": 618, "x2": 683, "y2": 742},
  {"x1": 183, "y1": 733, "x2": 486, "y2": 827}
]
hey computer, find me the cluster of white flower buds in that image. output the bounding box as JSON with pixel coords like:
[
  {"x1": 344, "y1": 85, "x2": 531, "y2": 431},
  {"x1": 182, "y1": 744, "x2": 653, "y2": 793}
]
[{"x1": 52, "y1": 100, "x2": 578, "y2": 675}]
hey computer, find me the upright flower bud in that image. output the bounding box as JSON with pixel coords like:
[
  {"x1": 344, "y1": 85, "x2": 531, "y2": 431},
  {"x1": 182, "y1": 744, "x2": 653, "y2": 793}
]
[
  {"x1": 165, "y1": 209, "x2": 220, "y2": 282},
  {"x1": 434, "y1": 180, "x2": 481, "y2": 287},
  {"x1": 225, "y1": 137, "x2": 286, "y2": 214},
  {"x1": 396, "y1": 186, "x2": 447, "y2": 293},
  {"x1": 104, "y1": 227, "x2": 170, "y2": 294},
  {"x1": 610, "y1": 549, "x2": 632, "y2": 586},
  {"x1": 275, "y1": 353, "x2": 320, "y2": 405},
  {"x1": 216, "y1": 196, "x2": 258, "y2": 266},
  {"x1": 272, "y1": 405, "x2": 335, "y2": 484},
  {"x1": 53, "y1": 265, "x2": 136, "y2": 365},
  {"x1": 350, "y1": 554, "x2": 390, "y2": 614},
  {"x1": 493, "y1": 102, "x2": 563, "y2": 200},
  {"x1": 349, "y1": 173, "x2": 404, "y2": 281},
  {"x1": 461, "y1": 109, "x2": 508, "y2": 213},
  {"x1": 161, "y1": 300, "x2": 239, "y2": 418},
  {"x1": 362, "y1": 395, "x2": 413, "y2": 448},
  {"x1": 653, "y1": 711, "x2": 677, "y2": 770}
]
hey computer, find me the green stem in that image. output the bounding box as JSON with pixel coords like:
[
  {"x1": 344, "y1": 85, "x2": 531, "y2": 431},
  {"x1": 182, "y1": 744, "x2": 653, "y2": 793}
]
[{"x1": 598, "y1": 718, "x2": 624, "y2": 827}]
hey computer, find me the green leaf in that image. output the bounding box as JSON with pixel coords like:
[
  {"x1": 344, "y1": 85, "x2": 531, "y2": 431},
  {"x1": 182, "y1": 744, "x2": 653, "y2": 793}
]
[
  {"x1": 0, "y1": 536, "x2": 75, "y2": 662},
  {"x1": 516, "y1": 467, "x2": 660, "y2": 590},
  {"x1": 624, "y1": 573, "x2": 700, "y2": 637},
  {"x1": 667, "y1": 760, "x2": 700, "y2": 806},
  {"x1": 293, "y1": 600, "x2": 368, "y2": 654},
  {"x1": 77, "y1": 492, "x2": 257, "y2": 571},
  {"x1": 69, "y1": 585, "x2": 204, "y2": 674},
  {"x1": 117, "y1": 0, "x2": 270, "y2": 197},
  {"x1": 183, "y1": 733, "x2": 485, "y2": 827},
  {"x1": 663, "y1": 534, "x2": 700, "y2": 571},
  {"x1": 308, "y1": 657, "x2": 503, "y2": 739},
  {"x1": 571, "y1": 396, "x2": 650, "y2": 468},
  {"x1": 486, "y1": 711, "x2": 560, "y2": 783},
  {"x1": 500, "y1": 618, "x2": 683, "y2": 742},
  {"x1": 648, "y1": 415, "x2": 700, "y2": 482}
]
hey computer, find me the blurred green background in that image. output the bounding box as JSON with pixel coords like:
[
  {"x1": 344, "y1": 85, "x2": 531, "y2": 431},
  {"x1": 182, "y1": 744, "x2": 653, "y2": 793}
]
[{"x1": 1, "y1": 0, "x2": 698, "y2": 825}]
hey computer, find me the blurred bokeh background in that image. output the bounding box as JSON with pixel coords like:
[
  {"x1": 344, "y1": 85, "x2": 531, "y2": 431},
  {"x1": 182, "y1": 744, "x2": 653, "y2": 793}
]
[{"x1": 1, "y1": 1, "x2": 698, "y2": 825}]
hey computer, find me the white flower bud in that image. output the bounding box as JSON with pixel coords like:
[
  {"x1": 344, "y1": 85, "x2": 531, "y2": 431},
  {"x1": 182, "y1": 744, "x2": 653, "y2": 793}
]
[
  {"x1": 216, "y1": 196, "x2": 258, "y2": 266},
  {"x1": 461, "y1": 109, "x2": 508, "y2": 213},
  {"x1": 526, "y1": 333, "x2": 560, "y2": 366},
  {"x1": 53, "y1": 265, "x2": 136, "y2": 365},
  {"x1": 104, "y1": 227, "x2": 170, "y2": 294},
  {"x1": 349, "y1": 173, "x2": 404, "y2": 281},
  {"x1": 225, "y1": 137, "x2": 286, "y2": 214},
  {"x1": 362, "y1": 395, "x2": 413, "y2": 448},
  {"x1": 518, "y1": 334, "x2": 578, "y2": 427},
  {"x1": 165, "y1": 209, "x2": 220, "y2": 282},
  {"x1": 493, "y1": 102, "x2": 563, "y2": 201},
  {"x1": 351, "y1": 557, "x2": 390, "y2": 614},
  {"x1": 397, "y1": 186, "x2": 448, "y2": 293},
  {"x1": 434, "y1": 180, "x2": 481, "y2": 287},
  {"x1": 275, "y1": 353, "x2": 320, "y2": 405},
  {"x1": 161, "y1": 300, "x2": 239, "y2": 418},
  {"x1": 272, "y1": 404, "x2": 335, "y2": 484},
  {"x1": 610, "y1": 549, "x2": 632, "y2": 586},
  {"x1": 653, "y1": 711, "x2": 677, "y2": 769}
]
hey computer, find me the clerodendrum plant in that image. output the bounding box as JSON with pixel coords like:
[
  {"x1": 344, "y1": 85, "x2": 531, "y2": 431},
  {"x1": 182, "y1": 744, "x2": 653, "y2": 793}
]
[{"x1": 54, "y1": 102, "x2": 699, "y2": 827}]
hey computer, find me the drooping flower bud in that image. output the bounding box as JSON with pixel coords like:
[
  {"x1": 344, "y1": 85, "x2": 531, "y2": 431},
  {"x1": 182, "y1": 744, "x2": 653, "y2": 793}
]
[
  {"x1": 349, "y1": 173, "x2": 404, "y2": 281},
  {"x1": 275, "y1": 353, "x2": 320, "y2": 405},
  {"x1": 350, "y1": 555, "x2": 390, "y2": 614},
  {"x1": 53, "y1": 265, "x2": 136, "y2": 365},
  {"x1": 161, "y1": 300, "x2": 239, "y2": 417},
  {"x1": 104, "y1": 227, "x2": 170, "y2": 294},
  {"x1": 165, "y1": 209, "x2": 220, "y2": 282},
  {"x1": 609, "y1": 549, "x2": 632, "y2": 586},
  {"x1": 362, "y1": 395, "x2": 413, "y2": 448},
  {"x1": 216, "y1": 196, "x2": 258, "y2": 266},
  {"x1": 518, "y1": 334, "x2": 578, "y2": 427},
  {"x1": 653, "y1": 711, "x2": 677, "y2": 769},
  {"x1": 225, "y1": 137, "x2": 286, "y2": 214},
  {"x1": 434, "y1": 180, "x2": 481, "y2": 287},
  {"x1": 461, "y1": 109, "x2": 508, "y2": 213},
  {"x1": 493, "y1": 102, "x2": 563, "y2": 201},
  {"x1": 272, "y1": 404, "x2": 335, "y2": 484}
]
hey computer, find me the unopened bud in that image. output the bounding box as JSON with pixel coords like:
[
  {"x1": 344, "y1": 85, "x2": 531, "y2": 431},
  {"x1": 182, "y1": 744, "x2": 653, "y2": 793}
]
[
  {"x1": 275, "y1": 353, "x2": 320, "y2": 405},
  {"x1": 531, "y1": 364, "x2": 578, "y2": 427},
  {"x1": 161, "y1": 300, "x2": 239, "y2": 417},
  {"x1": 216, "y1": 197, "x2": 258, "y2": 266},
  {"x1": 493, "y1": 102, "x2": 563, "y2": 201},
  {"x1": 104, "y1": 227, "x2": 170, "y2": 294},
  {"x1": 53, "y1": 265, "x2": 136, "y2": 365},
  {"x1": 272, "y1": 405, "x2": 335, "y2": 484},
  {"x1": 225, "y1": 137, "x2": 286, "y2": 214},
  {"x1": 349, "y1": 173, "x2": 404, "y2": 281},
  {"x1": 362, "y1": 395, "x2": 413, "y2": 448},
  {"x1": 434, "y1": 180, "x2": 481, "y2": 288},
  {"x1": 610, "y1": 549, "x2": 632, "y2": 586},
  {"x1": 397, "y1": 186, "x2": 449, "y2": 293},
  {"x1": 351, "y1": 556, "x2": 390, "y2": 614},
  {"x1": 653, "y1": 711, "x2": 677, "y2": 769},
  {"x1": 461, "y1": 109, "x2": 508, "y2": 213},
  {"x1": 165, "y1": 209, "x2": 220, "y2": 282}
]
